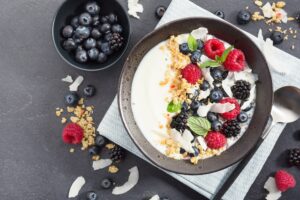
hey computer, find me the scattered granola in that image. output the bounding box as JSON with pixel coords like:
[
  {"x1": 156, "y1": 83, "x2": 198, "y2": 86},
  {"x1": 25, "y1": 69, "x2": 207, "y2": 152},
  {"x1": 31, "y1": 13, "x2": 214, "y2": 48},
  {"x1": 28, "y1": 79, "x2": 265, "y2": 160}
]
[
  {"x1": 108, "y1": 165, "x2": 119, "y2": 174},
  {"x1": 106, "y1": 143, "x2": 115, "y2": 150}
]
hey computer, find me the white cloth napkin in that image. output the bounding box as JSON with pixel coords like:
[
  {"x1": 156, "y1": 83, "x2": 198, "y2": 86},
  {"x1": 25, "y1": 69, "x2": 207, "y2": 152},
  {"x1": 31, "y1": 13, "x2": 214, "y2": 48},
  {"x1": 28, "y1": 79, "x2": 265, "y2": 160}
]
[{"x1": 98, "y1": 0, "x2": 300, "y2": 199}]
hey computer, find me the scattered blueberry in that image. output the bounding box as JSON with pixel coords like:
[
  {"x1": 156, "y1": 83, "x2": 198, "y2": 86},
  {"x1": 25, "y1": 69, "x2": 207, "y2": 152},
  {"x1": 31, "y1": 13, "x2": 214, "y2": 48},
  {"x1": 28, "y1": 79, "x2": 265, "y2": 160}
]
[
  {"x1": 100, "y1": 23, "x2": 111, "y2": 33},
  {"x1": 100, "y1": 42, "x2": 113, "y2": 55},
  {"x1": 86, "y1": 191, "x2": 98, "y2": 200},
  {"x1": 64, "y1": 92, "x2": 80, "y2": 106},
  {"x1": 62, "y1": 38, "x2": 77, "y2": 51},
  {"x1": 88, "y1": 145, "x2": 100, "y2": 156},
  {"x1": 196, "y1": 39, "x2": 204, "y2": 50},
  {"x1": 83, "y1": 85, "x2": 96, "y2": 97},
  {"x1": 207, "y1": 112, "x2": 218, "y2": 122},
  {"x1": 211, "y1": 120, "x2": 222, "y2": 131},
  {"x1": 84, "y1": 38, "x2": 97, "y2": 50},
  {"x1": 107, "y1": 13, "x2": 118, "y2": 24},
  {"x1": 70, "y1": 17, "x2": 80, "y2": 28},
  {"x1": 237, "y1": 112, "x2": 248, "y2": 123},
  {"x1": 75, "y1": 50, "x2": 88, "y2": 63},
  {"x1": 95, "y1": 135, "x2": 107, "y2": 147},
  {"x1": 101, "y1": 178, "x2": 113, "y2": 189},
  {"x1": 270, "y1": 31, "x2": 284, "y2": 45},
  {"x1": 200, "y1": 80, "x2": 210, "y2": 91},
  {"x1": 92, "y1": 15, "x2": 100, "y2": 26},
  {"x1": 190, "y1": 50, "x2": 202, "y2": 63},
  {"x1": 79, "y1": 12, "x2": 92, "y2": 26},
  {"x1": 210, "y1": 68, "x2": 223, "y2": 81},
  {"x1": 74, "y1": 26, "x2": 90, "y2": 39},
  {"x1": 237, "y1": 10, "x2": 251, "y2": 25},
  {"x1": 112, "y1": 24, "x2": 123, "y2": 33},
  {"x1": 190, "y1": 100, "x2": 201, "y2": 112},
  {"x1": 179, "y1": 43, "x2": 190, "y2": 55},
  {"x1": 155, "y1": 6, "x2": 166, "y2": 19},
  {"x1": 214, "y1": 10, "x2": 225, "y2": 19},
  {"x1": 85, "y1": 2, "x2": 100, "y2": 16},
  {"x1": 210, "y1": 88, "x2": 223, "y2": 102},
  {"x1": 62, "y1": 25, "x2": 74, "y2": 38},
  {"x1": 97, "y1": 52, "x2": 107, "y2": 63},
  {"x1": 88, "y1": 48, "x2": 99, "y2": 60},
  {"x1": 91, "y1": 28, "x2": 102, "y2": 39}
]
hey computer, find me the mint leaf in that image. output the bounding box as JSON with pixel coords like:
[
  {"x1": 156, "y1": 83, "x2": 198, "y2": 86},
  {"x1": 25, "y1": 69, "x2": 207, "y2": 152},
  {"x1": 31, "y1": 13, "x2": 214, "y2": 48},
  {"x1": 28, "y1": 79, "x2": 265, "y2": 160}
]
[
  {"x1": 199, "y1": 60, "x2": 221, "y2": 68},
  {"x1": 215, "y1": 55, "x2": 222, "y2": 63},
  {"x1": 187, "y1": 34, "x2": 198, "y2": 51},
  {"x1": 167, "y1": 101, "x2": 182, "y2": 113},
  {"x1": 220, "y1": 46, "x2": 234, "y2": 63},
  {"x1": 187, "y1": 116, "x2": 211, "y2": 136}
]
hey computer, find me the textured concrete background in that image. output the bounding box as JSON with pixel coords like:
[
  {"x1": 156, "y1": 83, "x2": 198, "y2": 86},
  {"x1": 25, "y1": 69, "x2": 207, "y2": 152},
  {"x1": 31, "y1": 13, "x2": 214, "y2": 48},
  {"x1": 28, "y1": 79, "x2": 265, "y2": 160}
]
[{"x1": 0, "y1": 0, "x2": 299, "y2": 199}]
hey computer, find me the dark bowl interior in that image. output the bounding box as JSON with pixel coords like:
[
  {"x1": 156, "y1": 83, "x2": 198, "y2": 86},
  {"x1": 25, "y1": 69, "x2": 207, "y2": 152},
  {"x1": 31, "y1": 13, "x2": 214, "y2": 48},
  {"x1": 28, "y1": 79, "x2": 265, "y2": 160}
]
[
  {"x1": 52, "y1": 0, "x2": 130, "y2": 71},
  {"x1": 118, "y1": 17, "x2": 273, "y2": 175}
]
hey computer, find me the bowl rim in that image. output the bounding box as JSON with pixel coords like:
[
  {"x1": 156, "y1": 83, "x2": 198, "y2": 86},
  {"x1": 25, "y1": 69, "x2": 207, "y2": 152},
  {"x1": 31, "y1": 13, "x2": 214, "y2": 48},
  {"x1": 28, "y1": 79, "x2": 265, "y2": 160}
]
[
  {"x1": 118, "y1": 17, "x2": 273, "y2": 175},
  {"x1": 51, "y1": 0, "x2": 131, "y2": 72}
]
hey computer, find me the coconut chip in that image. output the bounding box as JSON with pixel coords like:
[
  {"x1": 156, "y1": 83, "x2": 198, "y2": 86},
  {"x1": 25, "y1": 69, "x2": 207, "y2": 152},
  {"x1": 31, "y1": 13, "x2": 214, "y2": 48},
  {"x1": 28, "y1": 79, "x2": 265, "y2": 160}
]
[
  {"x1": 69, "y1": 75, "x2": 84, "y2": 92},
  {"x1": 197, "y1": 136, "x2": 207, "y2": 151},
  {"x1": 112, "y1": 166, "x2": 139, "y2": 195},
  {"x1": 210, "y1": 102, "x2": 235, "y2": 113},
  {"x1": 264, "y1": 177, "x2": 282, "y2": 200},
  {"x1": 128, "y1": 0, "x2": 143, "y2": 19},
  {"x1": 261, "y1": 2, "x2": 274, "y2": 18},
  {"x1": 197, "y1": 104, "x2": 212, "y2": 117},
  {"x1": 191, "y1": 27, "x2": 208, "y2": 41},
  {"x1": 68, "y1": 176, "x2": 85, "y2": 198},
  {"x1": 149, "y1": 194, "x2": 160, "y2": 200},
  {"x1": 198, "y1": 89, "x2": 210, "y2": 100},
  {"x1": 62, "y1": 75, "x2": 73, "y2": 83},
  {"x1": 170, "y1": 129, "x2": 194, "y2": 153},
  {"x1": 182, "y1": 129, "x2": 194, "y2": 142},
  {"x1": 92, "y1": 159, "x2": 113, "y2": 170}
]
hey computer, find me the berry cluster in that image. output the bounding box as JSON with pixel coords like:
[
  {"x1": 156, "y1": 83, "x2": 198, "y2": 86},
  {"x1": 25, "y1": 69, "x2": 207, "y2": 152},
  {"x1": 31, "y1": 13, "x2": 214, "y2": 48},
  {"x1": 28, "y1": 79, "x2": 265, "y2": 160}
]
[{"x1": 61, "y1": 2, "x2": 124, "y2": 64}]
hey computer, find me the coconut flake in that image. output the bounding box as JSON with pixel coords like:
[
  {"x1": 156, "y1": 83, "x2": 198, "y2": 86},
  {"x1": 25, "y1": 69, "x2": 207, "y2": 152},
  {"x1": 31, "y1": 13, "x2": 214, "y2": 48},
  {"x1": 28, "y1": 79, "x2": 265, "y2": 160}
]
[
  {"x1": 69, "y1": 76, "x2": 84, "y2": 92},
  {"x1": 277, "y1": 9, "x2": 288, "y2": 23},
  {"x1": 261, "y1": 2, "x2": 274, "y2": 18},
  {"x1": 182, "y1": 129, "x2": 194, "y2": 142},
  {"x1": 112, "y1": 166, "x2": 139, "y2": 195},
  {"x1": 191, "y1": 27, "x2": 208, "y2": 41},
  {"x1": 264, "y1": 177, "x2": 282, "y2": 200},
  {"x1": 170, "y1": 129, "x2": 194, "y2": 153},
  {"x1": 198, "y1": 89, "x2": 210, "y2": 100},
  {"x1": 197, "y1": 136, "x2": 207, "y2": 151},
  {"x1": 128, "y1": 0, "x2": 143, "y2": 19},
  {"x1": 210, "y1": 103, "x2": 235, "y2": 113},
  {"x1": 201, "y1": 68, "x2": 214, "y2": 87},
  {"x1": 149, "y1": 194, "x2": 160, "y2": 200},
  {"x1": 68, "y1": 176, "x2": 85, "y2": 198},
  {"x1": 197, "y1": 104, "x2": 212, "y2": 117},
  {"x1": 92, "y1": 159, "x2": 113, "y2": 170},
  {"x1": 62, "y1": 75, "x2": 73, "y2": 83}
]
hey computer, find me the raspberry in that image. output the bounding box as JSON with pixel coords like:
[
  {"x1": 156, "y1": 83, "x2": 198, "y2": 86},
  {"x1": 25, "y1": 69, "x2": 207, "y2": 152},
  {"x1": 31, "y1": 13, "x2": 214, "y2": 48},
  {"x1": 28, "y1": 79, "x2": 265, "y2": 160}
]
[
  {"x1": 62, "y1": 123, "x2": 84, "y2": 144},
  {"x1": 275, "y1": 170, "x2": 296, "y2": 192},
  {"x1": 205, "y1": 131, "x2": 226, "y2": 149},
  {"x1": 219, "y1": 98, "x2": 240, "y2": 120},
  {"x1": 204, "y1": 39, "x2": 225, "y2": 59},
  {"x1": 224, "y1": 49, "x2": 245, "y2": 72},
  {"x1": 181, "y1": 64, "x2": 202, "y2": 84}
]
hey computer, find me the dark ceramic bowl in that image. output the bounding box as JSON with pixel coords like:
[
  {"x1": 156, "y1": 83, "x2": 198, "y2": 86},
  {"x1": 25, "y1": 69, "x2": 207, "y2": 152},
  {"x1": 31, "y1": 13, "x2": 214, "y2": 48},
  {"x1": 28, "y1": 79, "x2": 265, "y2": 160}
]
[
  {"x1": 52, "y1": 0, "x2": 130, "y2": 71},
  {"x1": 118, "y1": 18, "x2": 273, "y2": 175}
]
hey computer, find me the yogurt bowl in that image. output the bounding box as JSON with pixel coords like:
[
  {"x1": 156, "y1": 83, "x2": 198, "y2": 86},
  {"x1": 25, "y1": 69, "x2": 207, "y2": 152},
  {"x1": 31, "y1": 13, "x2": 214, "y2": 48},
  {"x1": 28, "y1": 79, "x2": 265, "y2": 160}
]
[{"x1": 118, "y1": 18, "x2": 273, "y2": 174}]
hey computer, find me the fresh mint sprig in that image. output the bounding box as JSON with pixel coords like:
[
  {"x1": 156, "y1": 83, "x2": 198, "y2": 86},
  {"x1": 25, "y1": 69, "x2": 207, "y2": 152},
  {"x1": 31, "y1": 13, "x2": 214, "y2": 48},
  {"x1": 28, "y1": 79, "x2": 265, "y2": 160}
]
[
  {"x1": 187, "y1": 34, "x2": 198, "y2": 52},
  {"x1": 199, "y1": 46, "x2": 234, "y2": 68},
  {"x1": 167, "y1": 101, "x2": 182, "y2": 113},
  {"x1": 187, "y1": 116, "x2": 211, "y2": 136}
]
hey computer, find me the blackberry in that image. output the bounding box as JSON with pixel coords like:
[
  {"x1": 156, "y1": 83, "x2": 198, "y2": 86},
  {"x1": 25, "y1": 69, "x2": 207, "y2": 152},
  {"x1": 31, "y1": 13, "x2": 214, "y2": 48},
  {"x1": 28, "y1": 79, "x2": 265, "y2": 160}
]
[
  {"x1": 231, "y1": 80, "x2": 251, "y2": 100},
  {"x1": 170, "y1": 112, "x2": 188, "y2": 132},
  {"x1": 288, "y1": 148, "x2": 300, "y2": 166},
  {"x1": 221, "y1": 120, "x2": 241, "y2": 137},
  {"x1": 110, "y1": 145, "x2": 125, "y2": 162},
  {"x1": 106, "y1": 32, "x2": 124, "y2": 51}
]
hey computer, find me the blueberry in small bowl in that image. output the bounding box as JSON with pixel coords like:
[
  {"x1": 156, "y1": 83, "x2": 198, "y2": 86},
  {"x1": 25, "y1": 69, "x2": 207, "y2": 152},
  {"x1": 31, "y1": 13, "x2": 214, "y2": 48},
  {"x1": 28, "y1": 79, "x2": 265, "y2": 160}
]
[{"x1": 52, "y1": 0, "x2": 130, "y2": 71}]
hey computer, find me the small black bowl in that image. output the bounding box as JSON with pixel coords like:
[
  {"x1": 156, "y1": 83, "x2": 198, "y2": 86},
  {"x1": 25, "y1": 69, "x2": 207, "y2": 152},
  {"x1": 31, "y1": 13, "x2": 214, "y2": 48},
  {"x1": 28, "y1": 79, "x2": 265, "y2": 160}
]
[{"x1": 52, "y1": 0, "x2": 130, "y2": 71}]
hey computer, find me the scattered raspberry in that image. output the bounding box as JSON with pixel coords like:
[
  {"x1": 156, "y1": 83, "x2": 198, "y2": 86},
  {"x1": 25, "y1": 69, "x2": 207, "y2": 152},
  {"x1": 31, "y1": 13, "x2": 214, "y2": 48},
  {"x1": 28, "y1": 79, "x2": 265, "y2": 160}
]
[
  {"x1": 219, "y1": 98, "x2": 240, "y2": 120},
  {"x1": 224, "y1": 49, "x2": 245, "y2": 72},
  {"x1": 205, "y1": 131, "x2": 226, "y2": 149},
  {"x1": 62, "y1": 123, "x2": 84, "y2": 144},
  {"x1": 181, "y1": 64, "x2": 202, "y2": 84},
  {"x1": 275, "y1": 170, "x2": 296, "y2": 192},
  {"x1": 204, "y1": 38, "x2": 225, "y2": 59}
]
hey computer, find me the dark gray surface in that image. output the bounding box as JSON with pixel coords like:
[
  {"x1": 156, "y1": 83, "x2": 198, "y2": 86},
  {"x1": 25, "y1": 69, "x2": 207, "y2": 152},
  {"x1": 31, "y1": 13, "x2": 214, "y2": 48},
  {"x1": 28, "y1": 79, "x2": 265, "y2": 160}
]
[{"x1": 0, "y1": 0, "x2": 299, "y2": 199}]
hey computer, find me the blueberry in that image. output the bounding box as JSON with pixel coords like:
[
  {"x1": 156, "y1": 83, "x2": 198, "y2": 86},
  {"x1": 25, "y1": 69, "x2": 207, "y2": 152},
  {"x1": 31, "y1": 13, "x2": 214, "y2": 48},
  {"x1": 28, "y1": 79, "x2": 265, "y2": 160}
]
[
  {"x1": 88, "y1": 145, "x2": 100, "y2": 156},
  {"x1": 182, "y1": 102, "x2": 189, "y2": 111},
  {"x1": 190, "y1": 50, "x2": 202, "y2": 63},
  {"x1": 100, "y1": 23, "x2": 111, "y2": 33},
  {"x1": 91, "y1": 28, "x2": 102, "y2": 39},
  {"x1": 179, "y1": 148, "x2": 186, "y2": 154},
  {"x1": 211, "y1": 120, "x2": 222, "y2": 131},
  {"x1": 92, "y1": 15, "x2": 100, "y2": 26},
  {"x1": 155, "y1": 6, "x2": 166, "y2": 19},
  {"x1": 190, "y1": 100, "x2": 201, "y2": 112},
  {"x1": 210, "y1": 68, "x2": 223, "y2": 81},
  {"x1": 192, "y1": 146, "x2": 199, "y2": 156},
  {"x1": 207, "y1": 112, "x2": 218, "y2": 122},
  {"x1": 214, "y1": 10, "x2": 225, "y2": 19},
  {"x1": 111, "y1": 24, "x2": 123, "y2": 33},
  {"x1": 74, "y1": 26, "x2": 90, "y2": 39},
  {"x1": 62, "y1": 25, "x2": 73, "y2": 38},
  {"x1": 100, "y1": 16, "x2": 109, "y2": 23},
  {"x1": 64, "y1": 92, "x2": 80, "y2": 106},
  {"x1": 210, "y1": 88, "x2": 223, "y2": 102},
  {"x1": 100, "y1": 42, "x2": 112, "y2": 55},
  {"x1": 75, "y1": 50, "x2": 88, "y2": 63},
  {"x1": 97, "y1": 52, "x2": 107, "y2": 63},
  {"x1": 270, "y1": 31, "x2": 284, "y2": 45},
  {"x1": 70, "y1": 16, "x2": 79, "y2": 28},
  {"x1": 84, "y1": 38, "x2": 96, "y2": 50},
  {"x1": 79, "y1": 12, "x2": 92, "y2": 26},
  {"x1": 86, "y1": 191, "x2": 98, "y2": 200},
  {"x1": 85, "y1": 2, "x2": 100, "y2": 15},
  {"x1": 83, "y1": 85, "x2": 96, "y2": 97},
  {"x1": 88, "y1": 48, "x2": 99, "y2": 61},
  {"x1": 104, "y1": 32, "x2": 112, "y2": 42},
  {"x1": 200, "y1": 80, "x2": 210, "y2": 91},
  {"x1": 237, "y1": 112, "x2": 248, "y2": 123},
  {"x1": 73, "y1": 35, "x2": 84, "y2": 44},
  {"x1": 95, "y1": 135, "x2": 107, "y2": 147},
  {"x1": 101, "y1": 178, "x2": 113, "y2": 189},
  {"x1": 197, "y1": 39, "x2": 204, "y2": 50},
  {"x1": 76, "y1": 45, "x2": 84, "y2": 52},
  {"x1": 237, "y1": 10, "x2": 251, "y2": 25},
  {"x1": 179, "y1": 43, "x2": 190, "y2": 55},
  {"x1": 62, "y1": 38, "x2": 77, "y2": 51},
  {"x1": 107, "y1": 13, "x2": 118, "y2": 24}
]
